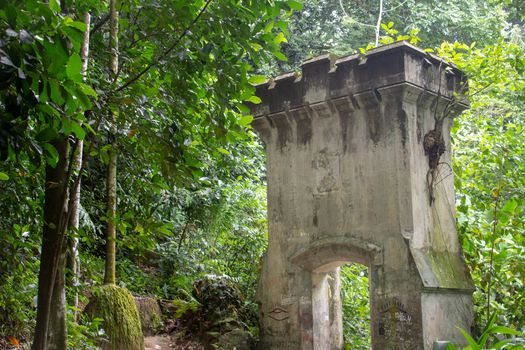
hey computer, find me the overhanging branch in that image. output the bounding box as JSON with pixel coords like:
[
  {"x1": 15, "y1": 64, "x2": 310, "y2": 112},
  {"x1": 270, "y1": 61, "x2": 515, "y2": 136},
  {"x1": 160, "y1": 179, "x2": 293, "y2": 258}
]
[{"x1": 114, "y1": 0, "x2": 214, "y2": 93}]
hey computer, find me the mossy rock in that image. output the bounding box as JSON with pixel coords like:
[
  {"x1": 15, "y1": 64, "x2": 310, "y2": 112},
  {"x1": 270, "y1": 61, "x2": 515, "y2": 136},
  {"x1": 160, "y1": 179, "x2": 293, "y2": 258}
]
[
  {"x1": 134, "y1": 296, "x2": 163, "y2": 336},
  {"x1": 216, "y1": 329, "x2": 254, "y2": 350},
  {"x1": 85, "y1": 284, "x2": 144, "y2": 350}
]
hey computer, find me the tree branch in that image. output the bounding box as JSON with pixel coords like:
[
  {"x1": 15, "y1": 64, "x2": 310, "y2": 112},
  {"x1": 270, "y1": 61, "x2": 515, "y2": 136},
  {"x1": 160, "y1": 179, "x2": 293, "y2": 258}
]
[
  {"x1": 339, "y1": 0, "x2": 348, "y2": 17},
  {"x1": 90, "y1": 14, "x2": 109, "y2": 35},
  {"x1": 375, "y1": 0, "x2": 384, "y2": 47},
  {"x1": 115, "y1": 0, "x2": 214, "y2": 93},
  {"x1": 384, "y1": 0, "x2": 409, "y2": 13}
]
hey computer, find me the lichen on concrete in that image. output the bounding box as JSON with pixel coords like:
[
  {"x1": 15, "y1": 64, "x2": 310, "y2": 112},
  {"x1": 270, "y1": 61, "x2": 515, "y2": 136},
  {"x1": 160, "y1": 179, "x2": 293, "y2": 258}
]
[{"x1": 426, "y1": 249, "x2": 470, "y2": 290}]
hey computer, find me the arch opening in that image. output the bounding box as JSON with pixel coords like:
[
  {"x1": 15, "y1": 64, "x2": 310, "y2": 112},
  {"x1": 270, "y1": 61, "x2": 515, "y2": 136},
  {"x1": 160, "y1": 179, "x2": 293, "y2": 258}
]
[
  {"x1": 340, "y1": 263, "x2": 371, "y2": 350},
  {"x1": 311, "y1": 260, "x2": 371, "y2": 350}
]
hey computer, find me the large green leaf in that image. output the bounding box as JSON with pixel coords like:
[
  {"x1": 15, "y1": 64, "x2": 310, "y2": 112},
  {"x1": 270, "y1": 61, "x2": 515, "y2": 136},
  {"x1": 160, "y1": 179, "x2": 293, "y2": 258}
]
[
  {"x1": 238, "y1": 115, "x2": 253, "y2": 126},
  {"x1": 457, "y1": 327, "x2": 480, "y2": 350},
  {"x1": 49, "y1": 80, "x2": 65, "y2": 105},
  {"x1": 66, "y1": 53, "x2": 83, "y2": 82},
  {"x1": 48, "y1": 0, "x2": 60, "y2": 13},
  {"x1": 42, "y1": 142, "x2": 59, "y2": 167}
]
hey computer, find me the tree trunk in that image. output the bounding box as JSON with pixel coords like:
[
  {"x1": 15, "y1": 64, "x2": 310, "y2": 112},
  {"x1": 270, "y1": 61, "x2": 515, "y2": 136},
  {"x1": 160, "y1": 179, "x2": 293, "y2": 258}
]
[
  {"x1": 67, "y1": 11, "x2": 91, "y2": 320},
  {"x1": 66, "y1": 141, "x2": 81, "y2": 313},
  {"x1": 104, "y1": 0, "x2": 118, "y2": 286},
  {"x1": 32, "y1": 139, "x2": 69, "y2": 350},
  {"x1": 47, "y1": 245, "x2": 68, "y2": 350},
  {"x1": 104, "y1": 143, "x2": 117, "y2": 285},
  {"x1": 375, "y1": 0, "x2": 384, "y2": 46}
]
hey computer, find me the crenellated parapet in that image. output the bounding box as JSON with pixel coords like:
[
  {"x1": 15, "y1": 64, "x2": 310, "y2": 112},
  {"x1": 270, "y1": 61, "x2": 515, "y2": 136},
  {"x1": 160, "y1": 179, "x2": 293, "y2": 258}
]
[{"x1": 250, "y1": 41, "x2": 467, "y2": 122}]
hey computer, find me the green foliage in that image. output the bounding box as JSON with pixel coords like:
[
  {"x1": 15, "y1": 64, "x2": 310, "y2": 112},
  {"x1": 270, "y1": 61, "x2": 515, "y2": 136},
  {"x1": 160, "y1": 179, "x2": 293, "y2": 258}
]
[
  {"x1": 446, "y1": 314, "x2": 525, "y2": 349},
  {"x1": 0, "y1": 224, "x2": 39, "y2": 340},
  {"x1": 341, "y1": 264, "x2": 371, "y2": 350},
  {"x1": 156, "y1": 180, "x2": 268, "y2": 301},
  {"x1": 0, "y1": 159, "x2": 43, "y2": 342},
  {"x1": 453, "y1": 107, "x2": 525, "y2": 331},
  {"x1": 438, "y1": 38, "x2": 525, "y2": 332},
  {"x1": 358, "y1": 22, "x2": 423, "y2": 55},
  {"x1": 172, "y1": 298, "x2": 201, "y2": 320},
  {"x1": 116, "y1": 259, "x2": 163, "y2": 297},
  {"x1": 0, "y1": 0, "x2": 97, "y2": 165},
  {"x1": 268, "y1": 0, "x2": 511, "y2": 72},
  {"x1": 67, "y1": 312, "x2": 105, "y2": 350},
  {"x1": 85, "y1": 284, "x2": 144, "y2": 350}
]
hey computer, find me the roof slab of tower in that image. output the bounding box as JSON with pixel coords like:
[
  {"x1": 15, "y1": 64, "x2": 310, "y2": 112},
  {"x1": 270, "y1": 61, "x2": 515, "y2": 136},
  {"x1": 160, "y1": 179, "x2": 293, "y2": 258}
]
[{"x1": 248, "y1": 41, "x2": 468, "y2": 118}]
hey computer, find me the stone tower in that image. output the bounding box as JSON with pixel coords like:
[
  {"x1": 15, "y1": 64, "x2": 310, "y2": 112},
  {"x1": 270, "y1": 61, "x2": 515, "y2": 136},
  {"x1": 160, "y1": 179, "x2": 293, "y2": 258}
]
[{"x1": 249, "y1": 42, "x2": 474, "y2": 350}]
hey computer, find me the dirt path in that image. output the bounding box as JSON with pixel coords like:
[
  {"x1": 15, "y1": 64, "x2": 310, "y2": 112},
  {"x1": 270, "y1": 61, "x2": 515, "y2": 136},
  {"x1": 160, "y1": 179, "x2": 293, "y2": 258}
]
[{"x1": 144, "y1": 335, "x2": 173, "y2": 350}]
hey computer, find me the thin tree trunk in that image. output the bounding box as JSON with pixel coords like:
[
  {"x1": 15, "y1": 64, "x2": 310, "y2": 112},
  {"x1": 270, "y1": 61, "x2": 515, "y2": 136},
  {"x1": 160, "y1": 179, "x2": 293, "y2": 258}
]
[
  {"x1": 67, "y1": 11, "x2": 91, "y2": 320},
  {"x1": 375, "y1": 0, "x2": 384, "y2": 46},
  {"x1": 47, "y1": 245, "x2": 68, "y2": 350},
  {"x1": 104, "y1": 143, "x2": 117, "y2": 285},
  {"x1": 104, "y1": 0, "x2": 118, "y2": 286},
  {"x1": 66, "y1": 141, "x2": 82, "y2": 313},
  {"x1": 36, "y1": 7, "x2": 91, "y2": 347},
  {"x1": 32, "y1": 139, "x2": 69, "y2": 350}
]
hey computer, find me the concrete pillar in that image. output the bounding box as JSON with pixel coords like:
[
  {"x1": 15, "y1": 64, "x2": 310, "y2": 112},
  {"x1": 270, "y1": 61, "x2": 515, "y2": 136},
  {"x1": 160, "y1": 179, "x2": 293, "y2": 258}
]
[{"x1": 250, "y1": 42, "x2": 474, "y2": 350}]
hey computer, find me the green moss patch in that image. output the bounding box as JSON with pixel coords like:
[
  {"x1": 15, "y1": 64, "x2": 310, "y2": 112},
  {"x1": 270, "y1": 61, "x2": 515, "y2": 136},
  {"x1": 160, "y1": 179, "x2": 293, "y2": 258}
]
[
  {"x1": 85, "y1": 285, "x2": 144, "y2": 350},
  {"x1": 426, "y1": 250, "x2": 473, "y2": 290}
]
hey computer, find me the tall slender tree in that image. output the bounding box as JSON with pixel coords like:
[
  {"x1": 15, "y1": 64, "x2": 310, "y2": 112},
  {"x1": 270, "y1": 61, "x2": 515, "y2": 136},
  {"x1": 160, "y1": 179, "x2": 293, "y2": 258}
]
[
  {"x1": 104, "y1": 0, "x2": 118, "y2": 286},
  {"x1": 67, "y1": 11, "x2": 91, "y2": 321}
]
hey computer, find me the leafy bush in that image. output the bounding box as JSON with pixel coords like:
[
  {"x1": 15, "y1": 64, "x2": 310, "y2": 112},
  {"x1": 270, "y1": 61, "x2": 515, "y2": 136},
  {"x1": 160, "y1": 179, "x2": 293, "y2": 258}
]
[
  {"x1": 341, "y1": 264, "x2": 371, "y2": 350},
  {"x1": 0, "y1": 224, "x2": 39, "y2": 341},
  {"x1": 172, "y1": 274, "x2": 254, "y2": 348},
  {"x1": 67, "y1": 312, "x2": 105, "y2": 350},
  {"x1": 192, "y1": 275, "x2": 242, "y2": 315},
  {"x1": 446, "y1": 314, "x2": 525, "y2": 350}
]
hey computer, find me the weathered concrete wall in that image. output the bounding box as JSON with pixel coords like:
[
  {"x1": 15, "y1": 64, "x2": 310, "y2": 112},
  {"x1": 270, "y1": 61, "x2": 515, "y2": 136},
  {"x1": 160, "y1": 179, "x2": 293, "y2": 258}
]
[{"x1": 250, "y1": 42, "x2": 474, "y2": 350}]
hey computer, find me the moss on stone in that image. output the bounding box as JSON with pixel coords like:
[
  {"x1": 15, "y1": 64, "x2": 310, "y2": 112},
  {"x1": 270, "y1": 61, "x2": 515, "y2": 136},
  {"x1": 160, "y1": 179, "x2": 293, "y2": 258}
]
[
  {"x1": 427, "y1": 250, "x2": 470, "y2": 289},
  {"x1": 85, "y1": 284, "x2": 144, "y2": 350}
]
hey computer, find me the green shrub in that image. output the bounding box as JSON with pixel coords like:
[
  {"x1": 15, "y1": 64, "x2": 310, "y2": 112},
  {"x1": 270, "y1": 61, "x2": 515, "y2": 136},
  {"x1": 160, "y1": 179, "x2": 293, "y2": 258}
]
[
  {"x1": 0, "y1": 224, "x2": 39, "y2": 341},
  {"x1": 446, "y1": 314, "x2": 525, "y2": 350},
  {"x1": 67, "y1": 311, "x2": 105, "y2": 350},
  {"x1": 341, "y1": 264, "x2": 371, "y2": 350}
]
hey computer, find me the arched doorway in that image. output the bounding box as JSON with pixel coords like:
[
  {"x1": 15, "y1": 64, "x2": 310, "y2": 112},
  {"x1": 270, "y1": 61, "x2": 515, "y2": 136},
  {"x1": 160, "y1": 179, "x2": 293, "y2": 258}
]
[
  {"x1": 290, "y1": 238, "x2": 380, "y2": 350},
  {"x1": 311, "y1": 261, "x2": 371, "y2": 350},
  {"x1": 340, "y1": 263, "x2": 370, "y2": 349}
]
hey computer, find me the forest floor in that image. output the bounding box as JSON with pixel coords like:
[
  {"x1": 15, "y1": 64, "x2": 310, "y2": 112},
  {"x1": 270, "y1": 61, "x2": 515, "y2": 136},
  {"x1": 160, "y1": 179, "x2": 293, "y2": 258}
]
[
  {"x1": 0, "y1": 335, "x2": 205, "y2": 350},
  {"x1": 145, "y1": 335, "x2": 173, "y2": 350},
  {"x1": 144, "y1": 335, "x2": 206, "y2": 350}
]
